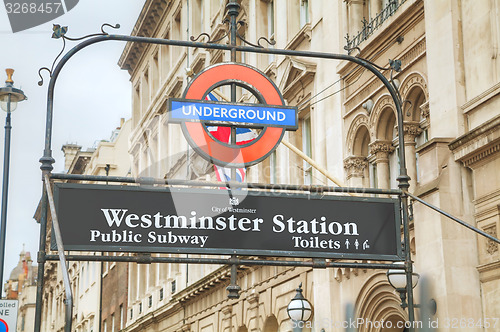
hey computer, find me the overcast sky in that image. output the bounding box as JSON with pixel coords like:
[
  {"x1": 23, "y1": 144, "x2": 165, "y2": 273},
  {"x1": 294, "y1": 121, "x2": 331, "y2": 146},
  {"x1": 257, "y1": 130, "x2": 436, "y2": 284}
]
[{"x1": 0, "y1": 0, "x2": 146, "y2": 294}]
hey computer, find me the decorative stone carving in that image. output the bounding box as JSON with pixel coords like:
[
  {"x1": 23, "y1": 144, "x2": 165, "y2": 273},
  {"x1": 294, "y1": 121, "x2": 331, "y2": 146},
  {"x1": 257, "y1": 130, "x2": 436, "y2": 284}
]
[
  {"x1": 449, "y1": 116, "x2": 500, "y2": 168},
  {"x1": 344, "y1": 156, "x2": 368, "y2": 178},
  {"x1": 247, "y1": 291, "x2": 259, "y2": 308},
  {"x1": 334, "y1": 266, "x2": 363, "y2": 283},
  {"x1": 369, "y1": 140, "x2": 395, "y2": 161},
  {"x1": 401, "y1": 72, "x2": 428, "y2": 100},
  {"x1": 402, "y1": 121, "x2": 422, "y2": 143},
  {"x1": 221, "y1": 304, "x2": 233, "y2": 315},
  {"x1": 485, "y1": 226, "x2": 499, "y2": 255},
  {"x1": 420, "y1": 101, "x2": 430, "y2": 119}
]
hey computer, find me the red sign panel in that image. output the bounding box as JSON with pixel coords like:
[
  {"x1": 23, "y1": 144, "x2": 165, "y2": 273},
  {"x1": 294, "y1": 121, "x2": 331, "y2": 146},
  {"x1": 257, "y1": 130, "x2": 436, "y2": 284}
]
[{"x1": 178, "y1": 63, "x2": 295, "y2": 167}]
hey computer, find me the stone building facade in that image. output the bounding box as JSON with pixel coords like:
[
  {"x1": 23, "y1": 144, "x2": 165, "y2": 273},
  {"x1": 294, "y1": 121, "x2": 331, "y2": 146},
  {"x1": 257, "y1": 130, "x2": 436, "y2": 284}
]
[
  {"x1": 4, "y1": 248, "x2": 37, "y2": 332},
  {"x1": 115, "y1": 0, "x2": 500, "y2": 331},
  {"x1": 36, "y1": 119, "x2": 132, "y2": 332}
]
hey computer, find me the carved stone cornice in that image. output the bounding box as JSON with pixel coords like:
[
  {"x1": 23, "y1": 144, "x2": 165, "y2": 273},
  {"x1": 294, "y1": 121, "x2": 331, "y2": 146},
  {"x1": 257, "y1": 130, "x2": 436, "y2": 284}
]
[
  {"x1": 343, "y1": 156, "x2": 368, "y2": 178},
  {"x1": 285, "y1": 23, "x2": 312, "y2": 51},
  {"x1": 477, "y1": 260, "x2": 500, "y2": 283},
  {"x1": 449, "y1": 114, "x2": 500, "y2": 169},
  {"x1": 119, "y1": 0, "x2": 174, "y2": 74},
  {"x1": 369, "y1": 140, "x2": 395, "y2": 161}
]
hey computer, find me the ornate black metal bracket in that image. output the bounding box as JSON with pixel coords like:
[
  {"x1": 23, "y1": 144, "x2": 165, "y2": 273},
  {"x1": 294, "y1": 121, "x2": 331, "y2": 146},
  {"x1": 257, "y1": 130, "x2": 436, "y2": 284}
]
[
  {"x1": 344, "y1": 39, "x2": 361, "y2": 56},
  {"x1": 236, "y1": 21, "x2": 276, "y2": 48},
  {"x1": 189, "y1": 19, "x2": 275, "y2": 48},
  {"x1": 190, "y1": 19, "x2": 230, "y2": 43},
  {"x1": 38, "y1": 23, "x2": 121, "y2": 86}
]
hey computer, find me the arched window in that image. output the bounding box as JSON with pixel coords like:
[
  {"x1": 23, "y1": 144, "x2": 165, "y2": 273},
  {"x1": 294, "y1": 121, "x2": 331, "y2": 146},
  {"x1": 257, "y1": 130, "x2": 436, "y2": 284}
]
[
  {"x1": 263, "y1": 315, "x2": 279, "y2": 332},
  {"x1": 355, "y1": 272, "x2": 407, "y2": 332},
  {"x1": 406, "y1": 87, "x2": 429, "y2": 185},
  {"x1": 372, "y1": 106, "x2": 397, "y2": 189},
  {"x1": 345, "y1": 124, "x2": 370, "y2": 188}
]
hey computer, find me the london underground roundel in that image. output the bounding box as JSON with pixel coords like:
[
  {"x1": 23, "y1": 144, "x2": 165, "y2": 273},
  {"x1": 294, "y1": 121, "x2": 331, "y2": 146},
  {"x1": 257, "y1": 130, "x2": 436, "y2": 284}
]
[{"x1": 169, "y1": 63, "x2": 298, "y2": 168}]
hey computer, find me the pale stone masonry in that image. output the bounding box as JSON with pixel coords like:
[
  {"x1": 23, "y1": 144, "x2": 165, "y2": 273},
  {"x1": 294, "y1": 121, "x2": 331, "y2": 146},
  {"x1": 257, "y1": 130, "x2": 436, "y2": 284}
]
[{"x1": 116, "y1": 0, "x2": 500, "y2": 331}]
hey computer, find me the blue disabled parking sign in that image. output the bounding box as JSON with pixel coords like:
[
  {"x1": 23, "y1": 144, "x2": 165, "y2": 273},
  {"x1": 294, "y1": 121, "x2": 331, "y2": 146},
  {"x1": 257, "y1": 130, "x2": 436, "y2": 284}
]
[
  {"x1": 0, "y1": 319, "x2": 8, "y2": 332},
  {"x1": 0, "y1": 300, "x2": 18, "y2": 331}
]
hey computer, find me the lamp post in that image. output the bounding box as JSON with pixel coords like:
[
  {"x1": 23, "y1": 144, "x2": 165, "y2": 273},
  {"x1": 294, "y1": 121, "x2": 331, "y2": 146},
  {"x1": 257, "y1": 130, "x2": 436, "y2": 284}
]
[
  {"x1": 387, "y1": 262, "x2": 419, "y2": 309},
  {"x1": 387, "y1": 262, "x2": 437, "y2": 315},
  {"x1": 0, "y1": 68, "x2": 27, "y2": 293},
  {"x1": 287, "y1": 283, "x2": 313, "y2": 331}
]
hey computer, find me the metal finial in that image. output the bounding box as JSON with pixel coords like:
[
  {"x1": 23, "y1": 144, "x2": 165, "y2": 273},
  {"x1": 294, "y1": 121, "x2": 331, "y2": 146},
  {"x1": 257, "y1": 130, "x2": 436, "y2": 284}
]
[
  {"x1": 5, "y1": 68, "x2": 14, "y2": 84},
  {"x1": 294, "y1": 282, "x2": 305, "y2": 299},
  {"x1": 226, "y1": 0, "x2": 240, "y2": 16}
]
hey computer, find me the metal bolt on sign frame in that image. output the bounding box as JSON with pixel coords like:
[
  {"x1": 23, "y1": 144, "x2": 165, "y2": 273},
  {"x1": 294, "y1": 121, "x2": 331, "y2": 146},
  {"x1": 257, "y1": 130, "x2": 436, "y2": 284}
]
[{"x1": 34, "y1": 1, "x2": 500, "y2": 331}]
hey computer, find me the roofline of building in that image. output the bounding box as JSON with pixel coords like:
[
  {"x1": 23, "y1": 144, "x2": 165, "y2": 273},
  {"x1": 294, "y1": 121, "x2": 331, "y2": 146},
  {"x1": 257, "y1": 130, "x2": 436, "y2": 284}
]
[{"x1": 118, "y1": 0, "x2": 175, "y2": 75}]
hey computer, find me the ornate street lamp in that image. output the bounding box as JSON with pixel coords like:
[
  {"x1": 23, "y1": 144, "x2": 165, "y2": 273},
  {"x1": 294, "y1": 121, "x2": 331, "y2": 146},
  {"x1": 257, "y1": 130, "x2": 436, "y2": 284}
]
[
  {"x1": 287, "y1": 283, "x2": 313, "y2": 325},
  {"x1": 0, "y1": 68, "x2": 27, "y2": 290},
  {"x1": 386, "y1": 262, "x2": 419, "y2": 309},
  {"x1": 387, "y1": 262, "x2": 437, "y2": 315}
]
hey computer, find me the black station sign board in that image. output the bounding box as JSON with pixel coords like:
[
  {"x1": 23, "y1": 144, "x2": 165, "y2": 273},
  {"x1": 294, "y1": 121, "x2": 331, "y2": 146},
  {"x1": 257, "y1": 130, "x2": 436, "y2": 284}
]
[{"x1": 53, "y1": 183, "x2": 402, "y2": 260}]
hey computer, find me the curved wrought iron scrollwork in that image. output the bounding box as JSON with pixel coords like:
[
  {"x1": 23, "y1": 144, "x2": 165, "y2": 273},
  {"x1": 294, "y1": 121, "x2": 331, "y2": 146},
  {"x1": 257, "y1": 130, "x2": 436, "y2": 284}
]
[
  {"x1": 190, "y1": 32, "x2": 213, "y2": 42},
  {"x1": 190, "y1": 19, "x2": 230, "y2": 44},
  {"x1": 101, "y1": 23, "x2": 121, "y2": 34},
  {"x1": 62, "y1": 23, "x2": 120, "y2": 41},
  {"x1": 236, "y1": 21, "x2": 275, "y2": 48},
  {"x1": 189, "y1": 19, "x2": 275, "y2": 48},
  {"x1": 38, "y1": 67, "x2": 53, "y2": 87},
  {"x1": 343, "y1": 35, "x2": 361, "y2": 56},
  {"x1": 38, "y1": 23, "x2": 120, "y2": 86}
]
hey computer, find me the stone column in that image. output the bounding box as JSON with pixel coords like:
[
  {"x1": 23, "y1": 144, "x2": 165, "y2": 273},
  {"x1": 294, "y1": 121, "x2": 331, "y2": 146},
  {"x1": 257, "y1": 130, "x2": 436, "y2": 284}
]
[
  {"x1": 346, "y1": 0, "x2": 365, "y2": 35},
  {"x1": 402, "y1": 121, "x2": 422, "y2": 192},
  {"x1": 247, "y1": 292, "x2": 260, "y2": 332},
  {"x1": 344, "y1": 156, "x2": 368, "y2": 188},
  {"x1": 370, "y1": 0, "x2": 382, "y2": 17},
  {"x1": 221, "y1": 304, "x2": 233, "y2": 332},
  {"x1": 369, "y1": 140, "x2": 394, "y2": 189}
]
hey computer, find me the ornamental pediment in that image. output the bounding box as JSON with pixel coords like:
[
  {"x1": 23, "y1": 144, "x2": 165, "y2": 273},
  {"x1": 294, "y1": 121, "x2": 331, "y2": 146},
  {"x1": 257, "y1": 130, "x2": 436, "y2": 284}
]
[{"x1": 279, "y1": 57, "x2": 316, "y2": 103}]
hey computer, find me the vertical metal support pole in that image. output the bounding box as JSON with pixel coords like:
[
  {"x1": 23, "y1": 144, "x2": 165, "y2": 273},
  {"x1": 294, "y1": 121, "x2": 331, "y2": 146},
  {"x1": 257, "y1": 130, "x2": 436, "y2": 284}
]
[
  {"x1": 0, "y1": 101, "x2": 12, "y2": 290},
  {"x1": 394, "y1": 92, "x2": 416, "y2": 329},
  {"x1": 37, "y1": 50, "x2": 57, "y2": 331},
  {"x1": 224, "y1": 0, "x2": 241, "y2": 300},
  {"x1": 227, "y1": 0, "x2": 239, "y2": 181},
  {"x1": 34, "y1": 180, "x2": 48, "y2": 332},
  {"x1": 44, "y1": 174, "x2": 73, "y2": 332},
  {"x1": 401, "y1": 194, "x2": 415, "y2": 327},
  {"x1": 226, "y1": 255, "x2": 241, "y2": 299}
]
